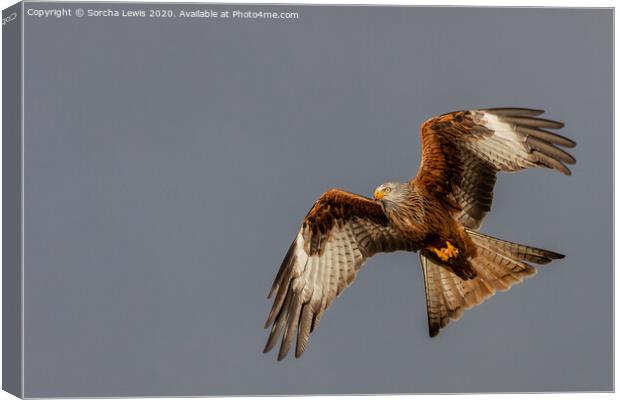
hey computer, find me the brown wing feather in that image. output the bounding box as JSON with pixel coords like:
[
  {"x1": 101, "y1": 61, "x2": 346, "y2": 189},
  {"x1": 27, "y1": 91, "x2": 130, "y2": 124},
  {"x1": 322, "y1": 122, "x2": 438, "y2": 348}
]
[
  {"x1": 264, "y1": 189, "x2": 418, "y2": 360},
  {"x1": 413, "y1": 108, "x2": 576, "y2": 229}
]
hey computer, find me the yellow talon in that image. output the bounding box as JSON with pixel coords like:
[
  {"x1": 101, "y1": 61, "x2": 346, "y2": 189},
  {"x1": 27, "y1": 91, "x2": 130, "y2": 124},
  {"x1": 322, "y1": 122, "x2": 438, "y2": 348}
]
[
  {"x1": 444, "y1": 241, "x2": 460, "y2": 257},
  {"x1": 430, "y1": 241, "x2": 460, "y2": 262}
]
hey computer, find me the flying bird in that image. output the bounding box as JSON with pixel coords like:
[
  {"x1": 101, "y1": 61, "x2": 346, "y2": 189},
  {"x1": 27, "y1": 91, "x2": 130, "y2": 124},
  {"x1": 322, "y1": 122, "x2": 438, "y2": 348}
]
[{"x1": 263, "y1": 108, "x2": 576, "y2": 360}]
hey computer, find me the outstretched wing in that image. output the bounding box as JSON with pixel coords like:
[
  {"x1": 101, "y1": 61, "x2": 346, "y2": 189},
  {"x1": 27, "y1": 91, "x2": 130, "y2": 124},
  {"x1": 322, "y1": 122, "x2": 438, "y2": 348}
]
[
  {"x1": 264, "y1": 189, "x2": 417, "y2": 360},
  {"x1": 413, "y1": 108, "x2": 576, "y2": 229}
]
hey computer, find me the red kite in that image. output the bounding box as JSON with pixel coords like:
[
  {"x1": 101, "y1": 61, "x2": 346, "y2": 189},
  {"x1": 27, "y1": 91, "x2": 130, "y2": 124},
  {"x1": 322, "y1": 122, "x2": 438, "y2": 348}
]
[{"x1": 263, "y1": 108, "x2": 575, "y2": 360}]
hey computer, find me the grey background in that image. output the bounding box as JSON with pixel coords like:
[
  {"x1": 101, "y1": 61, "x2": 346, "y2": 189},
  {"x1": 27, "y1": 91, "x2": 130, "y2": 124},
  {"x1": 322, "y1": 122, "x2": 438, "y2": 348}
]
[
  {"x1": 21, "y1": 4, "x2": 612, "y2": 397},
  {"x1": 3, "y1": 2, "x2": 23, "y2": 397}
]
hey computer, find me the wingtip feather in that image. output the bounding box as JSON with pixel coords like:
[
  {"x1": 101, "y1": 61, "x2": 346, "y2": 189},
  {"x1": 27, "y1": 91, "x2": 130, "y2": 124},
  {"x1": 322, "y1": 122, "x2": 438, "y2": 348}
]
[
  {"x1": 294, "y1": 348, "x2": 305, "y2": 358},
  {"x1": 483, "y1": 107, "x2": 546, "y2": 116},
  {"x1": 545, "y1": 251, "x2": 565, "y2": 260}
]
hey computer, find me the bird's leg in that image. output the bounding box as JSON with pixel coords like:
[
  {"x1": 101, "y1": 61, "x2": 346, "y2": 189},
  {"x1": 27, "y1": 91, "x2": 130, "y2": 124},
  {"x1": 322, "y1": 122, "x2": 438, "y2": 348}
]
[{"x1": 429, "y1": 241, "x2": 460, "y2": 262}]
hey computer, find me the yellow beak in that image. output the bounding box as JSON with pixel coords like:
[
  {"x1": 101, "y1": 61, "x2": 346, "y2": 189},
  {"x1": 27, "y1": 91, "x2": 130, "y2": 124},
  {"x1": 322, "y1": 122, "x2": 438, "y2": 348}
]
[{"x1": 374, "y1": 190, "x2": 385, "y2": 200}]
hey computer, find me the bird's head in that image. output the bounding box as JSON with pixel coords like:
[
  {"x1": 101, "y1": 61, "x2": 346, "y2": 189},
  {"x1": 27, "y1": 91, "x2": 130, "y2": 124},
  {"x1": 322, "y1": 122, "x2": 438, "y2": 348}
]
[
  {"x1": 373, "y1": 181, "x2": 420, "y2": 219},
  {"x1": 373, "y1": 182, "x2": 407, "y2": 203}
]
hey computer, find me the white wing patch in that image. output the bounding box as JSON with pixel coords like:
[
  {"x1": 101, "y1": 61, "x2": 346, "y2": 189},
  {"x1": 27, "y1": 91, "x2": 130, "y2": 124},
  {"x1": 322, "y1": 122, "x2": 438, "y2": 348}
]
[
  {"x1": 264, "y1": 212, "x2": 417, "y2": 360},
  {"x1": 264, "y1": 223, "x2": 369, "y2": 360},
  {"x1": 469, "y1": 111, "x2": 537, "y2": 172},
  {"x1": 462, "y1": 109, "x2": 576, "y2": 175}
]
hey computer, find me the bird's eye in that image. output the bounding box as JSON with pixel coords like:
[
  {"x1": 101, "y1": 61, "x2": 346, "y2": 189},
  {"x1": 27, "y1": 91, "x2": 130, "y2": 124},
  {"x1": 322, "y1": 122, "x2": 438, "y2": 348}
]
[{"x1": 384, "y1": 187, "x2": 392, "y2": 193}]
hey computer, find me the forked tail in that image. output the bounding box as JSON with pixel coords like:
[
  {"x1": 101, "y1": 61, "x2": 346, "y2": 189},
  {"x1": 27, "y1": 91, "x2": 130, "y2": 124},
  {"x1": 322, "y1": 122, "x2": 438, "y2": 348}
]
[{"x1": 420, "y1": 229, "x2": 564, "y2": 337}]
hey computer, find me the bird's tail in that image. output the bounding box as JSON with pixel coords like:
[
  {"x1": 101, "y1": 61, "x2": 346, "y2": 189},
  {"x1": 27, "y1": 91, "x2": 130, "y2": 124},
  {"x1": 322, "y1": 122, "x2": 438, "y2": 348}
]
[{"x1": 420, "y1": 229, "x2": 564, "y2": 337}]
